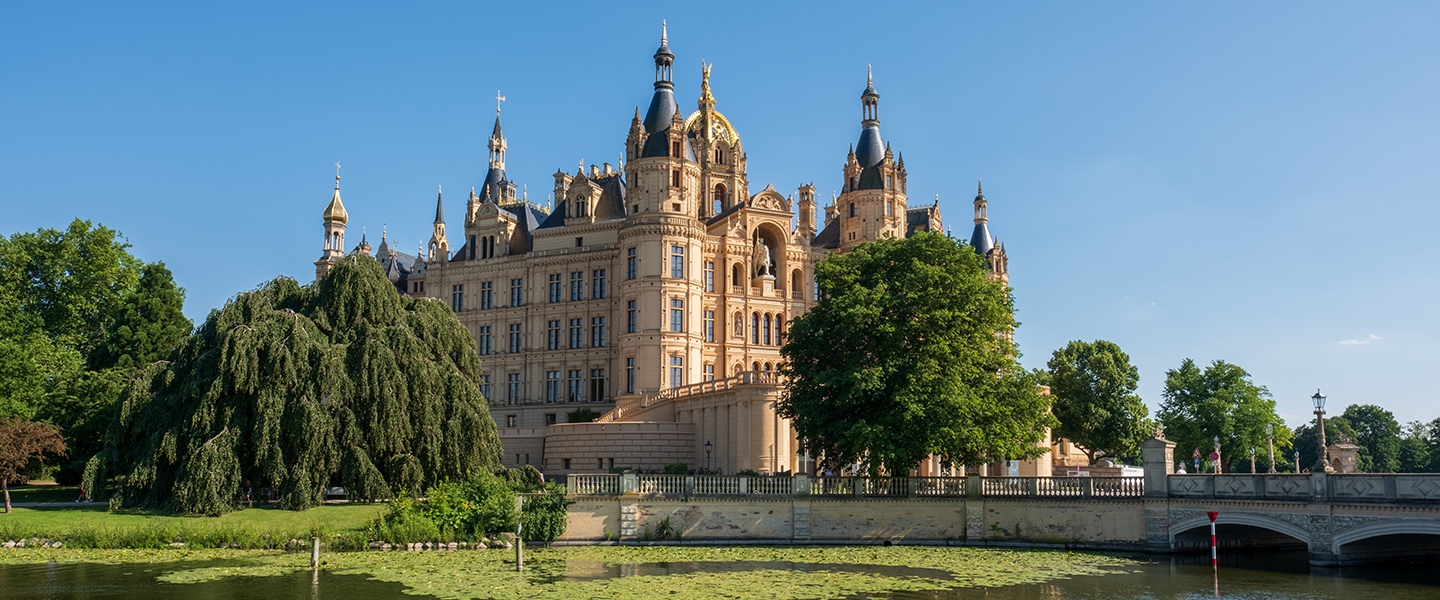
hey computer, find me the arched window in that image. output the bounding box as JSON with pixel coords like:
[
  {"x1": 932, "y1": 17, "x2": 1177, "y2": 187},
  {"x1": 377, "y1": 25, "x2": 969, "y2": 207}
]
[
  {"x1": 763, "y1": 314, "x2": 772, "y2": 345},
  {"x1": 732, "y1": 263, "x2": 743, "y2": 288},
  {"x1": 751, "y1": 313, "x2": 760, "y2": 344},
  {"x1": 763, "y1": 362, "x2": 772, "y2": 371},
  {"x1": 713, "y1": 183, "x2": 727, "y2": 215},
  {"x1": 715, "y1": 148, "x2": 724, "y2": 164},
  {"x1": 790, "y1": 269, "x2": 802, "y2": 297},
  {"x1": 752, "y1": 362, "x2": 760, "y2": 371}
]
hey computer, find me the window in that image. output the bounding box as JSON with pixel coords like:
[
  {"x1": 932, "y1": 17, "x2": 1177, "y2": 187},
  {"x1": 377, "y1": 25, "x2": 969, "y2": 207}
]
[
  {"x1": 479, "y1": 281, "x2": 493, "y2": 310},
  {"x1": 547, "y1": 320, "x2": 561, "y2": 350},
  {"x1": 505, "y1": 415, "x2": 516, "y2": 427},
  {"x1": 570, "y1": 272, "x2": 583, "y2": 301},
  {"x1": 575, "y1": 198, "x2": 587, "y2": 217},
  {"x1": 589, "y1": 369, "x2": 607, "y2": 403},
  {"x1": 627, "y1": 300, "x2": 637, "y2": 333},
  {"x1": 732, "y1": 263, "x2": 742, "y2": 288},
  {"x1": 751, "y1": 313, "x2": 760, "y2": 344},
  {"x1": 671, "y1": 168, "x2": 681, "y2": 188},
  {"x1": 479, "y1": 374, "x2": 491, "y2": 401},
  {"x1": 567, "y1": 318, "x2": 583, "y2": 349},
  {"x1": 548, "y1": 273, "x2": 562, "y2": 303},
  {"x1": 478, "y1": 326, "x2": 493, "y2": 355},
  {"x1": 703, "y1": 310, "x2": 715, "y2": 342},
  {"x1": 510, "y1": 278, "x2": 523, "y2": 307},
  {"x1": 568, "y1": 369, "x2": 583, "y2": 402},
  {"x1": 575, "y1": 236, "x2": 584, "y2": 247},
  {"x1": 670, "y1": 298, "x2": 684, "y2": 332},
  {"x1": 703, "y1": 363, "x2": 715, "y2": 382},
  {"x1": 563, "y1": 458, "x2": 571, "y2": 470},
  {"x1": 545, "y1": 413, "x2": 557, "y2": 426},
  {"x1": 627, "y1": 248, "x2": 637, "y2": 279},
  {"x1": 507, "y1": 373, "x2": 522, "y2": 404},
  {"x1": 468, "y1": 235, "x2": 476, "y2": 260},
  {"x1": 885, "y1": 199, "x2": 892, "y2": 216},
  {"x1": 704, "y1": 261, "x2": 715, "y2": 292},
  {"x1": 590, "y1": 316, "x2": 606, "y2": 348},
  {"x1": 592, "y1": 269, "x2": 606, "y2": 299},
  {"x1": 625, "y1": 357, "x2": 636, "y2": 394},
  {"x1": 776, "y1": 317, "x2": 784, "y2": 344},
  {"x1": 764, "y1": 314, "x2": 772, "y2": 345},
  {"x1": 670, "y1": 245, "x2": 684, "y2": 278},
  {"x1": 669, "y1": 356, "x2": 684, "y2": 388},
  {"x1": 546, "y1": 371, "x2": 561, "y2": 403},
  {"x1": 450, "y1": 284, "x2": 464, "y2": 312},
  {"x1": 508, "y1": 323, "x2": 522, "y2": 353},
  {"x1": 849, "y1": 203, "x2": 856, "y2": 218},
  {"x1": 671, "y1": 141, "x2": 681, "y2": 158}
]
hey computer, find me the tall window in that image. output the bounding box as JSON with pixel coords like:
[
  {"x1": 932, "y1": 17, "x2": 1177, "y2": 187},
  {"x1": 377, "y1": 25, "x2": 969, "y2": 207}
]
[
  {"x1": 545, "y1": 371, "x2": 561, "y2": 403},
  {"x1": 592, "y1": 269, "x2": 606, "y2": 299},
  {"x1": 703, "y1": 310, "x2": 715, "y2": 343},
  {"x1": 570, "y1": 272, "x2": 583, "y2": 301},
  {"x1": 589, "y1": 369, "x2": 607, "y2": 403},
  {"x1": 479, "y1": 281, "x2": 493, "y2": 309},
  {"x1": 510, "y1": 278, "x2": 523, "y2": 307},
  {"x1": 732, "y1": 263, "x2": 742, "y2": 288},
  {"x1": 507, "y1": 323, "x2": 522, "y2": 353},
  {"x1": 764, "y1": 314, "x2": 772, "y2": 345},
  {"x1": 548, "y1": 273, "x2": 562, "y2": 303},
  {"x1": 567, "y1": 369, "x2": 583, "y2": 402},
  {"x1": 478, "y1": 326, "x2": 492, "y2": 355},
  {"x1": 479, "y1": 374, "x2": 491, "y2": 401},
  {"x1": 569, "y1": 318, "x2": 583, "y2": 349},
  {"x1": 751, "y1": 313, "x2": 760, "y2": 344},
  {"x1": 704, "y1": 261, "x2": 715, "y2": 292},
  {"x1": 590, "y1": 316, "x2": 606, "y2": 348},
  {"x1": 703, "y1": 363, "x2": 715, "y2": 382},
  {"x1": 849, "y1": 203, "x2": 856, "y2": 218},
  {"x1": 450, "y1": 284, "x2": 464, "y2": 312},
  {"x1": 547, "y1": 320, "x2": 561, "y2": 350},
  {"x1": 627, "y1": 300, "x2": 637, "y2": 333},
  {"x1": 625, "y1": 357, "x2": 636, "y2": 394},
  {"x1": 669, "y1": 356, "x2": 684, "y2": 388},
  {"x1": 670, "y1": 246, "x2": 684, "y2": 278},
  {"x1": 627, "y1": 248, "x2": 637, "y2": 279},
  {"x1": 507, "y1": 373, "x2": 522, "y2": 404},
  {"x1": 670, "y1": 299, "x2": 684, "y2": 332},
  {"x1": 671, "y1": 168, "x2": 681, "y2": 189},
  {"x1": 775, "y1": 317, "x2": 784, "y2": 345}
]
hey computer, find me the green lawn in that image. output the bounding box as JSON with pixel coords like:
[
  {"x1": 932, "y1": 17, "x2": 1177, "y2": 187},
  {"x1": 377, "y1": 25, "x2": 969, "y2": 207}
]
[
  {"x1": 5, "y1": 485, "x2": 83, "y2": 504},
  {"x1": 0, "y1": 503, "x2": 383, "y2": 537}
]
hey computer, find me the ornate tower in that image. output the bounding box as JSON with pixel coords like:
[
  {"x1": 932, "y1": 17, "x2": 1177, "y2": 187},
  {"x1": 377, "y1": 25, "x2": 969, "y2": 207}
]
[
  {"x1": 970, "y1": 181, "x2": 1008, "y2": 283},
  {"x1": 428, "y1": 185, "x2": 448, "y2": 259},
  {"x1": 835, "y1": 67, "x2": 907, "y2": 250},
  {"x1": 684, "y1": 62, "x2": 748, "y2": 220},
  {"x1": 314, "y1": 171, "x2": 348, "y2": 280},
  {"x1": 796, "y1": 183, "x2": 817, "y2": 243}
]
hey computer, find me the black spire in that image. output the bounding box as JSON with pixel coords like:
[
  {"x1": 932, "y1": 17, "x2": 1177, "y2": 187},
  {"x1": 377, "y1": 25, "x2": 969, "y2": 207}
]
[
  {"x1": 642, "y1": 21, "x2": 679, "y2": 141},
  {"x1": 855, "y1": 65, "x2": 884, "y2": 169},
  {"x1": 434, "y1": 186, "x2": 444, "y2": 224},
  {"x1": 970, "y1": 180, "x2": 994, "y2": 257}
]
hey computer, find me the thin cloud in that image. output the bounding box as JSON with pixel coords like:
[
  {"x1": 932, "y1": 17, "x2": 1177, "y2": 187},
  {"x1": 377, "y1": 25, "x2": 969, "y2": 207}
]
[{"x1": 1339, "y1": 333, "x2": 1380, "y2": 346}]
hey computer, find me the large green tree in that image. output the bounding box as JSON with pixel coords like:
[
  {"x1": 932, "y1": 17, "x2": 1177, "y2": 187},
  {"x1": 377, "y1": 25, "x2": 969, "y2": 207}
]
[
  {"x1": 1046, "y1": 340, "x2": 1150, "y2": 463},
  {"x1": 779, "y1": 232, "x2": 1055, "y2": 476},
  {"x1": 88, "y1": 255, "x2": 501, "y2": 514},
  {"x1": 87, "y1": 262, "x2": 192, "y2": 372},
  {"x1": 1340, "y1": 404, "x2": 1402, "y2": 473},
  {"x1": 1158, "y1": 359, "x2": 1291, "y2": 473},
  {"x1": 1398, "y1": 420, "x2": 1431, "y2": 473}
]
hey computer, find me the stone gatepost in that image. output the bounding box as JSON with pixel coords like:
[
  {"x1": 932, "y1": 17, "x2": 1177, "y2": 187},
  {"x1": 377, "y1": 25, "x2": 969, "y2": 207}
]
[{"x1": 1140, "y1": 435, "x2": 1176, "y2": 551}]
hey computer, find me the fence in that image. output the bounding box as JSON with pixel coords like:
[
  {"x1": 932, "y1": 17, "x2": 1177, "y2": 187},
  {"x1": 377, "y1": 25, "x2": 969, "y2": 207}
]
[{"x1": 565, "y1": 474, "x2": 1146, "y2": 499}]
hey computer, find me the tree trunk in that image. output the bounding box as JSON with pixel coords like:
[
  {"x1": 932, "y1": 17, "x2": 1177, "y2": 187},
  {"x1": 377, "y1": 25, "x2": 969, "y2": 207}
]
[{"x1": 3, "y1": 479, "x2": 9, "y2": 513}]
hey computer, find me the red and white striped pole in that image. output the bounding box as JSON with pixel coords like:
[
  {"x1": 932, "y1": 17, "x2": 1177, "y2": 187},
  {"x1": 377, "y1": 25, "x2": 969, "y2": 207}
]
[{"x1": 1207, "y1": 511, "x2": 1219, "y2": 570}]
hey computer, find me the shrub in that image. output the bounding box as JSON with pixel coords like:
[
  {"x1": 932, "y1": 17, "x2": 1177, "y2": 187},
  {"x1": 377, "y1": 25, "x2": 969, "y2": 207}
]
[
  {"x1": 662, "y1": 464, "x2": 688, "y2": 475},
  {"x1": 567, "y1": 408, "x2": 600, "y2": 423},
  {"x1": 519, "y1": 492, "x2": 569, "y2": 546},
  {"x1": 735, "y1": 469, "x2": 761, "y2": 477}
]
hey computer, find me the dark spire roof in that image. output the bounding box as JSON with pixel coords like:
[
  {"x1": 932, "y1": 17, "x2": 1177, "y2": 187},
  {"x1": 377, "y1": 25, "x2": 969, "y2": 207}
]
[
  {"x1": 970, "y1": 180, "x2": 994, "y2": 257},
  {"x1": 434, "y1": 186, "x2": 444, "y2": 224},
  {"x1": 641, "y1": 21, "x2": 679, "y2": 148},
  {"x1": 491, "y1": 114, "x2": 503, "y2": 139}
]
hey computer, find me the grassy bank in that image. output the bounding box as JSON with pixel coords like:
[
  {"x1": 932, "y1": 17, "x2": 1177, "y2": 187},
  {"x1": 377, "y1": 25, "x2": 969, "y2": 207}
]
[
  {"x1": 0, "y1": 545, "x2": 1140, "y2": 599},
  {"x1": 0, "y1": 504, "x2": 382, "y2": 550}
]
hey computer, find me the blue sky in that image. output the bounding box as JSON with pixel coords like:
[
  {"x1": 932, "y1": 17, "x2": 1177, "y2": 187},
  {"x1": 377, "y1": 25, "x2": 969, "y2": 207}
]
[{"x1": 3, "y1": 2, "x2": 1437, "y2": 426}]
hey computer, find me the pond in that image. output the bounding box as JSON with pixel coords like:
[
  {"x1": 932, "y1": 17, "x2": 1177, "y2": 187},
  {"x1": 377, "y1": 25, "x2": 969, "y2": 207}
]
[{"x1": 0, "y1": 547, "x2": 1437, "y2": 600}]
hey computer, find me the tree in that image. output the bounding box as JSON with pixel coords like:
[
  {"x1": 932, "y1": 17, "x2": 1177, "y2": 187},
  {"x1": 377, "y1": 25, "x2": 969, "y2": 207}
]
[
  {"x1": 1292, "y1": 416, "x2": 1357, "y2": 473},
  {"x1": 1158, "y1": 359, "x2": 1291, "y2": 473},
  {"x1": 1046, "y1": 340, "x2": 1150, "y2": 464},
  {"x1": 0, "y1": 417, "x2": 68, "y2": 513},
  {"x1": 1340, "y1": 404, "x2": 1402, "y2": 473},
  {"x1": 87, "y1": 262, "x2": 192, "y2": 372},
  {"x1": 779, "y1": 232, "x2": 1055, "y2": 476},
  {"x1": 89, "y1": 255, "x2": 502, "y2": 515},
  {"x1": 1398, "y1": 420, "x2": 1431, "y2": 473},
  {"x1": 0, "y1": 219, "x2": 143, "y2": 356},
  {"x1": 1427, "y1": 418, "x2": 1440, "y2": 473}
]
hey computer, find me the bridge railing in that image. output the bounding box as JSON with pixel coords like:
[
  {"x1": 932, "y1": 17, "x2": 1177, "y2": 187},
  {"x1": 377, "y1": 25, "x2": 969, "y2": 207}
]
[
  {"x1": 1167, "y1": 472, "x2": 1440, "y2": 503},
  {"x1": 565, "y1": 474, "x2": 1146, "y2": 499}
]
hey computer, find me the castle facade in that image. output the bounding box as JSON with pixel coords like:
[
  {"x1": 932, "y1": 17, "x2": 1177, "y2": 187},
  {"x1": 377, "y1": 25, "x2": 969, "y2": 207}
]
[{"x1": 312, "y1": 26, "x2": 1013, "y2": 477}]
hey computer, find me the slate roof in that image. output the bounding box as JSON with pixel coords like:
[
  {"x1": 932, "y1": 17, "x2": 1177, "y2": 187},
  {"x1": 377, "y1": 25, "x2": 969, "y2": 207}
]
[{"x1": 812, "y1": 219, "x2": 841, "y2": 249}]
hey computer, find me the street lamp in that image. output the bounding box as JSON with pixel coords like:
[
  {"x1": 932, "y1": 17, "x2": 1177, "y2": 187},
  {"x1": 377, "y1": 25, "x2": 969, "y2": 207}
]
[
  {"x1": 1266, "y1": 423, "x2": 1276, "y2": 474},
  {"x1": 1250, "y1": 447, "x2": 1257, "y2": 474},
  {"x1": 705, "y1": 441, "x2": 713, "y2": 472},
  {"x1": 1293, "y1": 450, "x2": 1300, "y2": 474},
  {"x1": 1312, "y1": 390, "x2": 1335, "y2": 474},
  {"x1": 1213, "y1": 436, "x2": 1222, "y2": 474}
]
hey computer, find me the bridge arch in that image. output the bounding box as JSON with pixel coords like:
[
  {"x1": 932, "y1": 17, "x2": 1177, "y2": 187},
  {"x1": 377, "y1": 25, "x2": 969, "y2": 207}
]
[
  {"x1": 1331, "y1": 519, "x2": 1440, "y2": 554},
  {"x1": 1169, "y1": 512, "x2": 1311, "y2": 548}
]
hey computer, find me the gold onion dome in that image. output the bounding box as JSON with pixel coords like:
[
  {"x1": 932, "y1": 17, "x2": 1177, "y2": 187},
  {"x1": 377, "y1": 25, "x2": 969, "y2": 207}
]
[
  {"x1": 322, "y1": 174, "x2": 348, "y2": 224},
  {"x1": 684, "y1": 62, "x2": 740, "y2": 145}
]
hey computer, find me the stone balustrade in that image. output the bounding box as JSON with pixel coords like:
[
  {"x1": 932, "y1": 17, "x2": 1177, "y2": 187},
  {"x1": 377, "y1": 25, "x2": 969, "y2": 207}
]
[
  {"x1": 1167, "y1": 473, "x2": 1440, "y2": 503},
  {"x1": 566, "y1": 473, "x2": 1147, "y2": 499}
]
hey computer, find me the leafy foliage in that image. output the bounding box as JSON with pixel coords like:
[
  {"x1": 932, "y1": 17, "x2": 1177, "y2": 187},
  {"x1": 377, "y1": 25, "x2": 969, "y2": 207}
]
[
  {"x1": 1339, "y1": 404, "x2": 1402, "y2": 473},
  {"x1": 520, "y1": 492, "x2": 570, "y2": 546},
  {"x1": 93, "y1": 255, "x2": 502, "y2": 514},
  {"x1": 87, "y1": 262, "x2": 192, "y2": 372},
  {"x1": 566, "y1": 408, "x2": 599, "y2": 423},
  {"x1": 780, "y1": 232, "x2": 1054, "y2": 476},
  {"x1": 1293, "y1": 417, "x2": 1357, "y2": 473},
  {"x1": 0, "y1": 417, "x2": 68, "y2": 512},
  {"x1": 1158, "y1": 359, "x2": 1291, "y2": 472},
  {"x1": 1046, "y1": 340, "x2": 1150, "y2": 463}
]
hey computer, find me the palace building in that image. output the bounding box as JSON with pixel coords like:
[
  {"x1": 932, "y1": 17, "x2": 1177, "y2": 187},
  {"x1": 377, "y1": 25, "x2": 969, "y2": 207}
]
[{"x1": 312, "y1": 25, "x2": 1023, "y2": 477}]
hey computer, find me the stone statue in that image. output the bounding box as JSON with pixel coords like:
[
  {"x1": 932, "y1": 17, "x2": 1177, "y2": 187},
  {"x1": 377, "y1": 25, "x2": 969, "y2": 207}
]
[{"x1": 753, "y1": 238, "x2": 772, "y2": 276}]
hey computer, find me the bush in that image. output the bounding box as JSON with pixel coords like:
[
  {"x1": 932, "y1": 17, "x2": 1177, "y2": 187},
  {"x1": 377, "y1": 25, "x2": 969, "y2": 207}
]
[
  {"x1": 735, "y1": 469, "x2": 762, "y2": 477},
  {"x1": 662, "y1": 464, "x2": 688, "y2": 475},
  {"x1": 519, "y1": 492, "x2": 569, "y2": 546},
  {"x1": 567, "y1": 408, "x2": 600, "y2": 423}
]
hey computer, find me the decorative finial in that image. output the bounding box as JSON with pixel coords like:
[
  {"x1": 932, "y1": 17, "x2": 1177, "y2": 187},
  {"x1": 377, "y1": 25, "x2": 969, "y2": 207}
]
[
  {"x1": 1152, "y1": 424, "x2": 1166, "y2": 440},
  {"x1": 335, "y1": 162, "x2": 341, "y2": 187},
  {"x1": 381, "y1": 224, "x2": 387, "y2": 240},
  {"x1": 978, "y1": 179, "x2": 983, "y2": 195},
  {"x1": 547, "y1": 193, "x2": 553, "y2": 211},
  {"x1": 662, "y1": 19, "x2": 667, "y2": 44},
  {"x1": 522, "y1": 184, "x2": 528, "y2": 202},
  {"x1": 495, "y1": 90, "x2": 505, "y2": 115},
  {"x1": 867, "y1": 64, "x2": 872, "y2": 85},
  {"x1": 578, "y1": 158, "x2": 584, "y2": 174}
]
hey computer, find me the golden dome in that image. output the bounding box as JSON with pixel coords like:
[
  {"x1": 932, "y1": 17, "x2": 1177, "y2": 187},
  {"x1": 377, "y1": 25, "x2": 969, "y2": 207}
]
[
  {"x1": 323, "y1": 176, "x2": 348, "y2": 224},
  {"x1": 684, "y1": 110, "x2": 740, "y2": 146}
]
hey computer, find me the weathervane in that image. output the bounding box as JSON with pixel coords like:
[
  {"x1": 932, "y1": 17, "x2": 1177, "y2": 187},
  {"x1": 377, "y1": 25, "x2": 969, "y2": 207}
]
[{"x1": 496, "y1": 91, "x2": 505, "y2": 115}]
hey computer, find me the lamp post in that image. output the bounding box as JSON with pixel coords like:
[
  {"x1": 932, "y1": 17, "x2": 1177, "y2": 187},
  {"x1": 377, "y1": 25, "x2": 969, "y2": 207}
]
[
  {"x1": 1250, "y1": 447, "x2": 1257, "y2": 474},
  {"x1": 1312, "y1": 390, "x2": 1335, "y2": 474},
  {"x1": 1266, "y1": 423, "x2": 1276, "y2": 474},
  {"x1": 1293, "y1": 450, "x2": 1300, "y2": 474},
  {"x1": 705, "y1": 441, "x2": 713, "y2": 472},
  {"x1": 1213, "y1": 436, "x2": 1222, "y2": 474}
]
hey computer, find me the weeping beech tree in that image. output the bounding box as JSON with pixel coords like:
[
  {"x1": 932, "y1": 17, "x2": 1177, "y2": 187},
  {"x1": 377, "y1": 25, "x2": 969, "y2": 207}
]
[{"x1": 86, "y1": 255, "x2": 501, "y2": 515}]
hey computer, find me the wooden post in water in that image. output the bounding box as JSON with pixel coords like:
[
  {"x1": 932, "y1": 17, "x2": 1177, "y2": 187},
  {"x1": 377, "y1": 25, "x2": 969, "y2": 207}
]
[
  {"x1": 515, "y1": 522, "x2": 524, "y2": 572},
  {"x1": 311, "y1": 537, "x2": 320, "y2": 568}
]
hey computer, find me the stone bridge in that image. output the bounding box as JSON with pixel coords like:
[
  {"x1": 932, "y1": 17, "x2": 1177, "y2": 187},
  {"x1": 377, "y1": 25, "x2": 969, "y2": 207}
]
[{"x1": 557, "y1": 437, "x2": 1440, "y2": 565}]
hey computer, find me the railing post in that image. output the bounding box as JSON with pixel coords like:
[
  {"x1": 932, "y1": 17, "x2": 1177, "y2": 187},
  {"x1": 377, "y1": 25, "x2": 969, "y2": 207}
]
[
  {"x1": 685, "y1": 475, "x2": 694, "y2": 499},
  {"x1": 621, "y1": 472, "x2": 638, "y2": 496},
  {"x1": 966, "y1": 474, "x2": 982, "y2": 498},
  {"x1": 1026, "y1": 477, "x2": 1039, "y2": 497},
  {"x1": 907, "y1": 477, "x2": 917, "y2": 498},
  {"x1": 1140, "y1": 435, "x2": 1176, "y2": 498},
  {"x1": 853, "y1": 478, "x2": 864, "y2": 497},
  {"x1": 794, "y1": 474, "x2": 810, "y2": 496},
  {"x1": 739, "y1": 477, "x2": 749, "y2": 495},
  {"x1": 1082, "y1": 477, "x2": 1094, "y2": 498}
]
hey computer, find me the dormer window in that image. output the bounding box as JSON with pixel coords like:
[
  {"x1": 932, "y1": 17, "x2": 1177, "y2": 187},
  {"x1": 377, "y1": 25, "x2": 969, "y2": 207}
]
[
  {"x1": 574, "y1": 197, "x2": 588, "y2": 217},
  {"x1": 715, "y1": 149, "x2": 724, "y2": 164}
]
